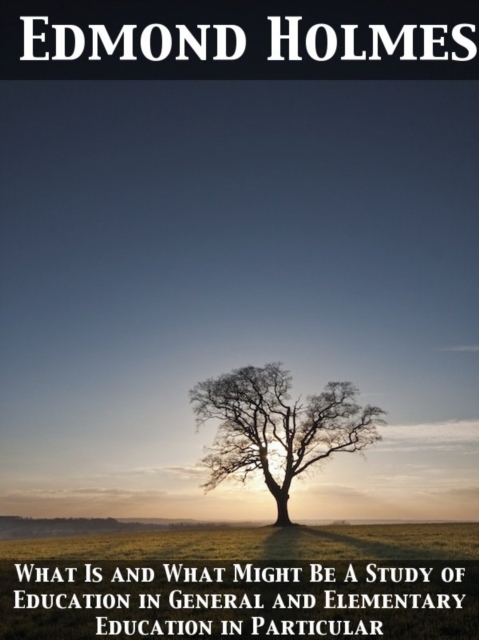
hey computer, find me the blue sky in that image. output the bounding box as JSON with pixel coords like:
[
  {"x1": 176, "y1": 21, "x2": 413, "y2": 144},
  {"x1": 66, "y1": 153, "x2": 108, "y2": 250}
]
[{"x1": 0, "y1": 81, "x2": 478, "y2": 521}]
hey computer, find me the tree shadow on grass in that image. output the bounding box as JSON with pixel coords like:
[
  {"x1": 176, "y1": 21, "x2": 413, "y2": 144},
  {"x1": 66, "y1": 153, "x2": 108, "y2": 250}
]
[
  {"x1": 260, "y1": 526, "x2": 452, "y2": 561},
  {"x1": 260, "y1": 525, "x2": 306, "y2": 561},
  {"x1": 299, "y1": 527, "x2": 451, "y2": 561}
]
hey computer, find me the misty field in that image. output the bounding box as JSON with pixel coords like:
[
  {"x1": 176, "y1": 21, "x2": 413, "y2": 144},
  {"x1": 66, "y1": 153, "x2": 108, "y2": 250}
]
[{"x1": 1, "y1": 524, "x2": 478, "y2": 640}]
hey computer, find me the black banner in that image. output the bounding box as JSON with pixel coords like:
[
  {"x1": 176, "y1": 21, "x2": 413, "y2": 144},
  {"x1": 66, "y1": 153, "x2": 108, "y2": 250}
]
[
  {"x1": 1, "y1": 0, "x2": 478, "y2": 80},
  {"x1": 3, "y1": 560, "x2": 478, "y2": 639}
]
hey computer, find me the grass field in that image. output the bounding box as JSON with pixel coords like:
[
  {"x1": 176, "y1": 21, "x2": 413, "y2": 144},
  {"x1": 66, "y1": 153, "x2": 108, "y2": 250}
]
[
  {"x1": 0, "y1": 522, "x2": 478, "y2": 561},
  {"x1": 1, "y1": 524, "x2": 478, "y2": 640}
]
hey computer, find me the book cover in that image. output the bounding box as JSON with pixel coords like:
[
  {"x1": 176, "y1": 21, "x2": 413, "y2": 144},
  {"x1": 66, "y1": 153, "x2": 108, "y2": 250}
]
[{"x1": 1, "y1": 2, "x2": 478, "y2": 638}]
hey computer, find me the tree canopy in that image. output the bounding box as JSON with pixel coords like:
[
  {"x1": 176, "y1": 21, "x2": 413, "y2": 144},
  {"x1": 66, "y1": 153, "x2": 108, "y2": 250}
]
[{"x1": 190, "y1": 363, "x2": 386, "y2": 526}]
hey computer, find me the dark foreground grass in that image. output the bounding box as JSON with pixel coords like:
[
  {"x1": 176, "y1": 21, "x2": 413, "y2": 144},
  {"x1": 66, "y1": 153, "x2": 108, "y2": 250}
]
[{"x1": 0, "y1": 524, "x2": 478, "y2": 640}]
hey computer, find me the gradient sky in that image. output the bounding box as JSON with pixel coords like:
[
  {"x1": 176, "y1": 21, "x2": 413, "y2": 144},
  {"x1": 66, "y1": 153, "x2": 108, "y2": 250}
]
[{"x1": 0, "y1": 81, "x2": 478, "y2": 522}]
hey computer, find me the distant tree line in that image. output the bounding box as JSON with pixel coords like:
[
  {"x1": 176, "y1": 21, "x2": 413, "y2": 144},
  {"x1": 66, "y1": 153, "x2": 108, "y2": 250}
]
[{"x1": 0, "y1": 516, "x2": 232, "y2": 540}]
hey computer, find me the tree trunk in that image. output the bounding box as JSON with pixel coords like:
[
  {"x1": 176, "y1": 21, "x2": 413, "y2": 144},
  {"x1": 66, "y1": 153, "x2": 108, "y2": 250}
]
[{"x1": 273, "y1": 492, "x2": 294, "y2": 526}]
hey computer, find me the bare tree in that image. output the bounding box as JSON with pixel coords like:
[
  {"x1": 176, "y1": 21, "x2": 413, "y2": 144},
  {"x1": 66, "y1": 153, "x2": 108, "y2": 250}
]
[{"x1": 190, "y1": 363, "x2": 386, "y2": 526}]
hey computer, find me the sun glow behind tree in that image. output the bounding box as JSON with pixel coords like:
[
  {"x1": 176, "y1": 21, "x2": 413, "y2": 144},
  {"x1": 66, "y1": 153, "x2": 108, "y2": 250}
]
[{"x1": 191, "y1": 363, "x2": 386, "y2": 526}]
